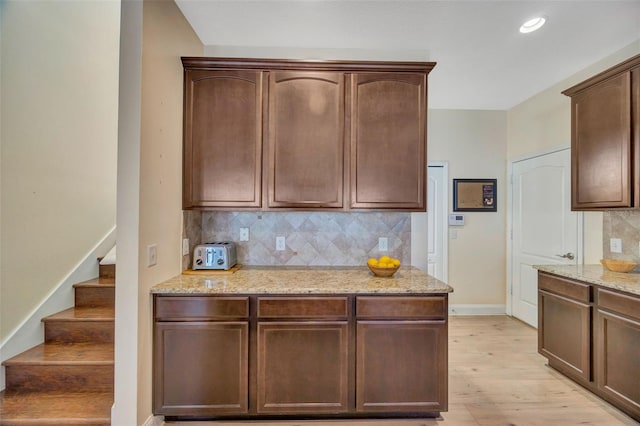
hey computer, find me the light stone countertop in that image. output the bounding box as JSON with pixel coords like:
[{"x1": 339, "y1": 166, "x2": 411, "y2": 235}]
[
  {"x1": 151, "y1": 266, "x2": 453, "y2": 295},
  {"x1": 534, "y1": 264, "x2": 640, "y2": 296}
]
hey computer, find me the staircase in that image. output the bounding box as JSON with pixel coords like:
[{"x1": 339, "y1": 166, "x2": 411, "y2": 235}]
[{"x1": 0, "y1": 263, "x2": 115, "y2": 425}]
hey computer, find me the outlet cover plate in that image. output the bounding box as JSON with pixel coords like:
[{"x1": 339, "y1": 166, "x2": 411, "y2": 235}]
[{"x1": 610, "y1": 238, "x2": 622, "y2": 253}]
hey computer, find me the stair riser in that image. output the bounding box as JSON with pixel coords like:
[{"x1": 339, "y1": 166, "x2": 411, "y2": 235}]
[
  {"x1": 99, "y1": 263, "x2": 115, "y2": 279},
  {"x1": 5, "y1": 365, "x2": 113, "y2": 392},
  {"x1": 74, "y1": 287, "x2": 114, "y2": 308},
  {"x1": 44, "y1": 322, "x2": 114, "y2": 344}
]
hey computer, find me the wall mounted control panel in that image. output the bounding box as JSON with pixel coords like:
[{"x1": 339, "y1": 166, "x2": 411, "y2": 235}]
[{"x1": 448, "y1": 214, "x2": 465, "y2": 226}]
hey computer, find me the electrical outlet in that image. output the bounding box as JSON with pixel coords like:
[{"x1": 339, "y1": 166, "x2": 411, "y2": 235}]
[
  {"x1": 239, "y1": 227, "x2": 249, "y2": 241},
  {"x1": 182, "y1": 238, "x2": 189, "y2": 256},
  {"x1": 276, "y1": 236, "x2": 286, "y2": 251},
  {"x1": 378, "y1": 237, "x2": 388, "y2": 251},
  {"x1": 610, "y1": 238, "x2": 622, "y2": 254},
  {"x1": 147, "y1": 244, "x2": 158, "y2": 267}
]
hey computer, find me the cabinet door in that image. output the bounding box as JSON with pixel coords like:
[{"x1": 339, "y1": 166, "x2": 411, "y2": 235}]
[
  {"x1": 596, "y1": 290, "x2": 640, "y2": 419},
  {"x1": 153, "y1": 322, "x2": 248, "y2": 415},
  {"x1": 356, "y1": 320, "x2": 447, "y2": 412},
  {"x1": 184, "y1": 69, "x2": 263, "y2": 208},
  {"x1": 571, "y1": 71, "x2": 632, "y2": 209},
  {"x1": 350, "y1": 73, "x2": 426, "y2": 210},
  {"x1": 257, "y1": 321, "x2": 349, "y2": 413},
  {"x1": 538, "y1": 289, "x2": 592, "y2": 383},
  {"x1": 267, "y1": 71, "x2": 345, "y2": 208}
]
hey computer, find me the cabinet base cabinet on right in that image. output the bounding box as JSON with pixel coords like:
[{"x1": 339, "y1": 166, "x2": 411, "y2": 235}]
[
  {"x1": 595, "y1": 289, "x2": 640, "y2": 419},
  {"x1": 538, "y1": 272, "x2": 640, "y2": 422}
]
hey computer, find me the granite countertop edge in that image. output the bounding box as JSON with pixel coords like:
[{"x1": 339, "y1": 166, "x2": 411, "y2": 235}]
[
  {"x1": 534, "y1": 264, "x2": 640, "y2": 297},
  {"x1": 151, "y1": 265, "x2": 453, "y2": 295}
]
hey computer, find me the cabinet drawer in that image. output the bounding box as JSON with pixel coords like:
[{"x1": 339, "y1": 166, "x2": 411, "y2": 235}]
[
  {"x1": 538, "y1": 273, "x2": 591, "y2": 303},
  {"x1": 257, "y1": 297, "x2": 348, "y2": 319},
  {"x1": 155, "y1": 296, "x2": 249, "y2": 321},
  {"x1": 597, "y1": 289, "x2": 640, "y2": 321},
  {"x1": 356, "y1": 296, "x2": 446, "y2": 319}
]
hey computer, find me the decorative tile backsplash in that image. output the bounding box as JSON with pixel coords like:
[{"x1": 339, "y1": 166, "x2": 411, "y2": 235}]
[
  {"x1": 602, "y1": 210, "x2": 640, "y2": 263},
  {"x1": 183, "y1": 211, "x2": 411, "y2": 268}
]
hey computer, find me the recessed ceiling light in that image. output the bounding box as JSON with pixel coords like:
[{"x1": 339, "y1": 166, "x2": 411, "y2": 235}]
[{"x1": 519, "y1": 17, "x2": 546, "y2": 34}]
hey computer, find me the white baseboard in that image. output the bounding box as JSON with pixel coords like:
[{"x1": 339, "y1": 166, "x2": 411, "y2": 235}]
[
  {"x1": 449, "y1": 304, "x2": 506, "y2": 316},
  {"x1": 142, "y1": 415, "x2": 164, "y2": 426},
  {"x1": 0, "y1": 226, "x2": 116, "y2": 391}
]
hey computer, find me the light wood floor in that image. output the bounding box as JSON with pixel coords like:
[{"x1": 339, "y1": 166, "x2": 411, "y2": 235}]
[{"x1": 166, "y1": 316, "x2": 639, "y2": 426}]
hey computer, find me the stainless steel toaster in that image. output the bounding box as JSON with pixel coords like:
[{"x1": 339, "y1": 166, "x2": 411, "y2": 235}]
[{"x1": 192, "y1": 242, "x2": 237, "y2": 270}]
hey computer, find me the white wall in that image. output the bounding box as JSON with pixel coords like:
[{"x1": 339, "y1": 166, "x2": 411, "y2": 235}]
[
  {"x1": 0, "y1": 1, "x2": 119, "y2": 343},
  {"x1": 508, "y1": 39, "x2": 640, "y2": 263},
  {"x1": 419, "y1": 110, "x2": 508, "y2": 306},
  {"x1": 112, "y1": 0, "x2": 142, "y2": 423},
  {"x1": 138, "y1": 1, "x2": 203, "y2": 423},
  {"x1": 107, "y1": 1, "x2": 205, "y2": 423}
]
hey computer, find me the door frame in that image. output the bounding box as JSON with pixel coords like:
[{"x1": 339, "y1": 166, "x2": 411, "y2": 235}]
[
  {"x1": 506, "y1": 145, "x2": 584, "y2": 317},
  {"x1": 428, "y1": 161, "x2": 449, "y2": 283}
]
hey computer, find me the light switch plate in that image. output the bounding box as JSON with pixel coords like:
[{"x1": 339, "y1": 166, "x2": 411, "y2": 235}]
[
  {"x1": 147, "y1": 244, "x2": 157, "y2": 267},
  {"x1": 610, "y1": 238, "x2": 622, "y2": 253},
  {"x1": 239, "y1": 227, "x2": 249, "y2": 241},
  {"x1": 182, "y1": 238, "x2": 189, "y2": 256}
]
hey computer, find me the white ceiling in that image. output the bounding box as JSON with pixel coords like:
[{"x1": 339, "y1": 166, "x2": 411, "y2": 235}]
[{"x1": 176, "y1": 0, "x2": 640, "y2": 110}]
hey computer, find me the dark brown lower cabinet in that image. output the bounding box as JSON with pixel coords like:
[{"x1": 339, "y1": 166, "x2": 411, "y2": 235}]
[
  {"x1": 153, "y1": 322, "x2": 249, "y2": 415},
  {"x1": 356, "y1": 321, "x2": 447, "y2": 412},
  {"x1": 153, "y1": 293, "x2": 448, "y2": 419},
  {"x1": 596, "y1": 289, "x2": 640, "y2": 419},
  {"x1": 257, "y1": 322, "x2": 349, "y2": 413},
  {"x1": 538, "y1": 272, "x2": 640, "y2": 422},
  {"x1": 538, "y1": 289, "x2": 592, "y2": 383}
]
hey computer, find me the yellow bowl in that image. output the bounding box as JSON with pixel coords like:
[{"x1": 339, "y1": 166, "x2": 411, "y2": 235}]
[
  {"x1": 600, "y1": 258, "x2": 637, "y2": 273},
  {"x1": 368, "y1": 264, "x2": 400, "y2": 277}
]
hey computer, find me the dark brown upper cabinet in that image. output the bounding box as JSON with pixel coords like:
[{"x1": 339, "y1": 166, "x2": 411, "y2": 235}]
[
  {"x1": 267, "y1": 71, "x2": 345, "y2": 208},
  {"x1": 182, "y1": 68, "x2": 264, "y2": 209},
  {"x1": 181, "y1": 58, "x2": 435, "y2": 211},
  {"x1": 563, "y1": 54, "x2": 640, "y2": 210},
  {"x1": 350, "y1": 73, "x2": 427, "y2": 210}
]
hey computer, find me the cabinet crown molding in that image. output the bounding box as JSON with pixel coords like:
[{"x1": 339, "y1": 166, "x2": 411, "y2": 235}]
[
  {"x1": 562, "y1": 53, "x2": 640, "y2": 97},
  {"x1": 181, "y1": 56, "x2": 436, "y2": 74}
]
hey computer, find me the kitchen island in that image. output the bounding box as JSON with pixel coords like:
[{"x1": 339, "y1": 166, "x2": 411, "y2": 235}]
[
  {"x1": 151, "y1": 266, "x2": 452, "y2": 421},
  {"x1": 535, "y1": 264, "x2": 640, "y2": 422}
]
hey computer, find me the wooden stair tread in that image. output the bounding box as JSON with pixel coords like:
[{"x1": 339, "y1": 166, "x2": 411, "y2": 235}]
[
  {"x1": 3, "y1": 343, "x2": 113, "y2": 366},
  {"x1": 42, "y1": 307, "x2": 114, "y2": 322},
  {"x1": 0, "y1": 390, "x2": 112, "y2": 425},
  {"x1": 73, "y1": 278, "x2": 115, "y2": 288}
]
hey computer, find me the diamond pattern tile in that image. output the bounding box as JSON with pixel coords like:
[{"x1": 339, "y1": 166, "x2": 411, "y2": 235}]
[
  {"x1": 190, "y1": 212, "x2": 411, "y2": 266},
  {"x1": 603, "y1": 210, "x2": 640, "y2": 266}
]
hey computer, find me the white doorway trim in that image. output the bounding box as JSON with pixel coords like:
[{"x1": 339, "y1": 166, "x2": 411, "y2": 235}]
[
  {"x1": 506, "y1": 145, "x2": 584, "y2": 317},
  {"x1": 430, "y1": 161, "x2": 449, "y2": 283},
  {"x1": 411, "y1": 161, "x2": 449, "y2": 282}
]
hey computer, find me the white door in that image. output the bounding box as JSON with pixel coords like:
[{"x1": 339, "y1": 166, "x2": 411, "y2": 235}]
[
  {"x1": 427, "y1": 164, "x2": 447, "y2": 282},
  {"x1": 511, "y1": 149, "x2": 580, "y2": 327}
]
